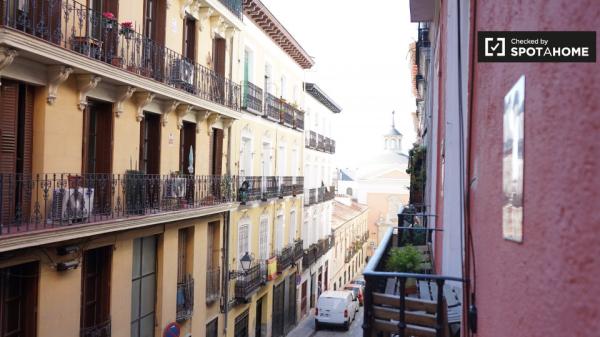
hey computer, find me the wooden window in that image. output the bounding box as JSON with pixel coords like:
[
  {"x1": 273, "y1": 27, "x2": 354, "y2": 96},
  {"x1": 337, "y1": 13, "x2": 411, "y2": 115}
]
[
  {"x1": 183, "y1": 16, "x2": 196, "y2": 61},
  {"x1": 207, "y1": 318, "x2": 218, "y2": 337},
  {"x1": 0, "y1": 261, "x2": 38, "y2": 337},
  {"x1": 143, "y1": 0, "x2": 165, "y2": 43},
  {"x1": 131, "y1": 236, "x2": 157, "y2": 337},
  {"x1": 207, "y1": 221, "x2": 220, "y2": 270},
  {"x1": 234, "y1": 309, "x2": 249, "y2": 337},
  {"x1": 83, "y1": 100, "x2": 113, "y2": 175},
  {"x1": 0, "y1": 80, "x2": 33, "y2": 225},
  {"x1": 237, "y1": 220, "x2": 249, "y2": 269},
  {"x1": 212, "y1": 37, "x2": 226, "y2": 77},
  {"x1": 81, "y1": 246, "x2": 112, "y2": 337},
  {"x1": 179, "y1": 121, "x2": 196, "y2": 175},
  {"x1": 139, "y1": 112, "x2": 161, "y2": 175},
  {"x1": 211, "y1": 128, "x2": 224, "y2": 176},
  {"x1": 258, "y1": 216, "x2": 269, "y2": 260}
]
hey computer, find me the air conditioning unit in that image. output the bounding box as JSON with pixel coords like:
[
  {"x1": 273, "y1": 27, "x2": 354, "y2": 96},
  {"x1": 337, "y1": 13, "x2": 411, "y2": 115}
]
[
  {"x1": 171, "y1": 58, "x2": 195, "y2": 86},
  {"x1": 51, "y1": 188, "x2": 94, "y2": 223}
]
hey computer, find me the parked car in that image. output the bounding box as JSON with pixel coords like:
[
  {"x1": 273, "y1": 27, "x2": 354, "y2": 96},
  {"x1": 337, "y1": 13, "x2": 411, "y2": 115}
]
[
  {"x1": 350, "y1": 277, "x2": 365, "y2": 287},
  {"x1": 315, "y1": 291, "x2": 358, "y2": 331},
  {"x1": 344, "y1": 284, "x2": 364, "y2": 306}
]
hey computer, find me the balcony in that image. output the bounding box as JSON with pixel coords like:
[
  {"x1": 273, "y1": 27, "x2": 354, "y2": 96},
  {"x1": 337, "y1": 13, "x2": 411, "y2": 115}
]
[
  {"x1": 292, "y1": 177, "x2": 304, "y2": 197},
  {"x1": 234, "y1": 262, "x2": 265, "y2": 301},
  {"x1": 308, "y1": 131, "x2": 317, "y2": 149},
  {"x1": 206, "y1": 268, "x2": 221, "y2": 304},
  {"x1": 265, "y1": 93, "x2": 282, "y2": 122},
  {"x1": 315, "y1": 241, "x2": 324, "y2": 259},
  {"x1": 279, "y1": 176, "x2": 294, "y2": 198},
  {"x1": 281, "y1": 100, "x2": 295, "y2": 127},
  {"x1": 293, "y1": 239, "x2": 304, "y2": 261},
  {"x1": 362, "y1": 223, "x2": 466, "y2": 337},
  {"x1": 0, "y1": 173, "x2": 235, "y2": 237},
  {"x1": 0, "y1": 0, "x2": 240, "y2": 110},
  {"x1": 276, "y1": 245, "x2": 293, "y2": 273},
  {"x1": 237, "y1": 176, "x2": 279, "y2": 204},
  {"x1": 302, "y1": 245, "x2": 317, "y2": 269},
  {"x1": 305, "y1": 131, "x2": 335, "y2": 154},
  {"x1": 294, "y1": 108, "x2": 304, "y2": 130},
  {"x1": 242, "y1": 80, "x2": 263, "y2": 114},
  {"x1": 176, "y1": 276, "x2": 194, "y2": 322},
  {"x1": 307, "y1": 188, "x2": 317, "y2": 205},
  {"x1": 218, "y1": 0, "x2": 243, "y2": 19},
  {"x1": 318, "y1": 186, "x2": 325, "y2": 203}
]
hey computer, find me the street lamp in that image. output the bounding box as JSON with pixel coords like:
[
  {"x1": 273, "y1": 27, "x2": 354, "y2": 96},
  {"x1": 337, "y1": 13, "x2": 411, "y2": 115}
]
[{"x1": 240, "y1": 252, "x2": 252, "y2": 272}]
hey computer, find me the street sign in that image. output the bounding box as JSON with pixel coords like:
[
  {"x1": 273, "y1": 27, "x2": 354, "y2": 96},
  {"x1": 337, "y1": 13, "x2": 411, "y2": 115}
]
[{"x1": 163, "y1": 322, "x2": 180, "y2": 337}]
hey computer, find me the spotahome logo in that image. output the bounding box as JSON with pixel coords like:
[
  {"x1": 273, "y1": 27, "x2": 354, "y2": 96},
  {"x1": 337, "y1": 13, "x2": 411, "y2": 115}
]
[{"x1": 478, "y1": 31, "x2": 596, "y2": 62}]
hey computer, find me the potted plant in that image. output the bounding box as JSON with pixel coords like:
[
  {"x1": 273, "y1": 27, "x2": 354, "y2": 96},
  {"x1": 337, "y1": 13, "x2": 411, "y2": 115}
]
[
  {"x1": 385, "y1": 245, "x2": 423, "y2": 294},
  {"x1": 102, "y1": 12, "x2": 116, "y2": 30},
  {"x1": 119, "y1": 21, "x2": 134, "y2": 39}
]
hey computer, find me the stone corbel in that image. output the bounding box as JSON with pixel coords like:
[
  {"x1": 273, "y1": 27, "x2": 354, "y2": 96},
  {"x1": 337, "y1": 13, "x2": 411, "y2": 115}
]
[
  {"x1": 0, "y1": 47, "x2": 18, "y2": 85},
  {"x1": 206, "y1": 112, "x2": 221, "y2": 135},
  {"x1": 210, "y1": 15, "x2": 225, "y2": 38},
  {"x1": 180, "y1": 0, "x2": 194, "y2": 19},
  {"x1": 47, "y1": 65, "x2": 73, "y2": 105},
  {"x1": 222, "y1": 117, "x2": 234, "y2": 130},
  {"x1": 225, "y1": 26, "x2": 236, "y2": 40},
  {"x1": 133, "y1": 92, "x2": 155, "y2": 122},
  {"x1": 195, "y1": 110, "x2": 210, "y2": 133},
  {"x1": 176, "y1": 104, "x2": 194, "y2": 129},
  {"x1": 76, "y1": 74, "x2": 101, "y2": 111},
  {"x1": 198, "y1": 7, "x2": 214, "y2": 31},
  {"x1": 114, "y1": 86, "x2": 136, "y2": 118},
  {"x1": 162, "y1": 100, "x2": 181, "y2": 126}
]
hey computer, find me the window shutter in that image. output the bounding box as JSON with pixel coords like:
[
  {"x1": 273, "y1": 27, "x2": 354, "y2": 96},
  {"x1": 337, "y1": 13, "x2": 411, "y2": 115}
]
[
  {"x1": 23, "y1": 85, "x2": 34, "y2": 177},
  {"x1": 0, "y1": 81, "x2": 18, "y2": 174},
  {"x1": 213, "y1": 128, "x2": 224, "y2": 175}
]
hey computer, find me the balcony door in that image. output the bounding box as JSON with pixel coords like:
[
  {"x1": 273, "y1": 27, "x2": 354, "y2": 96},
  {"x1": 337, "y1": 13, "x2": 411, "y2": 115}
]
[
  {"x1": 143, "y1": 0, "x2": 166, "y2": 79},
  {"x1": 83, "y1": 100, "x2": 113, "y2": 175},
  {"x1": 0, "y1": 80, "x2": 33, "y2": 227},
  {"x1": 272, "y1": 282, "x2": 284, "y2": 337},
  {"x1": 212, "y1": 37, "x2": 226, "y2": 102},
  {"x1": 0, "y1": 261, "x2": 38, "y2": 337},
  {"x1": 139, "y1": 112, "x2": 161, "y2": 175},
  {"x1": 88, "y1": 0, "x2": 119, "y2": 60},
  {"x1": 211, "y1": 128, "x2": 224, "y2": 176},
  {"x1": 131, "y1": 236, "x2": 157, "y2": 337},
  {"x1": 179, "y1": 121, "x2": 196, "y2": 175},
  {"x1": 81, "y1": 246, "x2": 112, "y2": 337}
]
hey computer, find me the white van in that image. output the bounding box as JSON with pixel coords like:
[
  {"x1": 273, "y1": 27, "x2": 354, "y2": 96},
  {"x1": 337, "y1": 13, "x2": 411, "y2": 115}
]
[{"x1": 315, "y1": 290, "x2": 358, "y2": 331}]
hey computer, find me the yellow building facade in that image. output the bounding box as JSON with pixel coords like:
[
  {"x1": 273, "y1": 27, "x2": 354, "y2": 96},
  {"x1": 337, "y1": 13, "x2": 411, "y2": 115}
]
[
  {"x1": 0, "y1": 0, "x2": 318, "y2": 337},
  {"x1": 330, "y1": 198, "x2": 369, "y2": 291}
]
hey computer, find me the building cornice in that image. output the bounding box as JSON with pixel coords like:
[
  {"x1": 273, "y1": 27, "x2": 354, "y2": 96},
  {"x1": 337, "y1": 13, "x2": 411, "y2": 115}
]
[
  {"x1": 243, "y1": 0, "x2": 314, "y2": 69},
  {"x1": 304, "y1": 83, "x2": 342, "y2": 113}
]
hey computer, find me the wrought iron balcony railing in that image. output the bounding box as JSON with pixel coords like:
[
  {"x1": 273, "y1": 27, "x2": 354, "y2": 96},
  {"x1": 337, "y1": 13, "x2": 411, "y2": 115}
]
[
  {"x1": 176, "y1": 276, "x2": 194, "y2": 322},
  {"x1": 242, "y1": 80, "x2": 263, "y2": 114},
  {"x1": 237, "y1": 176, "x2": 278, "y2": 204},
  {"x1": 302, "y1": 245, "x2": 317, "y2": 269},
  {"x1": 1, "y1": 0, "x2": 240, "y2": 110},
  {"x1": 318, "y1": 186, "x2": 325, "y2": 203},
  {"x1": 308, "y1": 188, "x2": 317, "y2": 205},
  {"x1": 317, "y1": 134, "x2": 325, "y2": 151},
  {"x1": 218, "y1": 0, "x2": 243, "y2": 19},
  {"x1": 265, "y1": 93, "x2": 281, "y2": 122},
  {"x1": 362, "y1": 226, "x2": 466, "y2": 337},
  {"x1": 305, "y1": 131, "x2": 335, "y2": 154},
  {"x1": 281, "y1": 100, "x2": 295, "y2": 127},
  {"x1": 276, "y1": 245, "x2": 293, "y2": 273},
  {"x1": 315, "y1": 240, "x2": 324, "y2": 259},
  {"x1": 292, "y1": 177, "x2": 304, "y2": 196},
  {"x1": 234, "y1": 262, "x2": 265, "y2": 301},
  {"x1": 206, "y1": 268, "x2": 221, "y2": 304},
  {"x1": 293, "y1": 239, "x2": 304, "y2": 261},
  {"x1": 0, "y1": 173, "x2": 235, "y2": 236},
  {"x1": 308, "y1": 131, "x2": 317, "y2": 149},
  {"x1": 279, "y1": 176, "x2": 294, "y2": 197},
  {"x1": 294, "y1": 108, "x2": 304, "y2": 130}
]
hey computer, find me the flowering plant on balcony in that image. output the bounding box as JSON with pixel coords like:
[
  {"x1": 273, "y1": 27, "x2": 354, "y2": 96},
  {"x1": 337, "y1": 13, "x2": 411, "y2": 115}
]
[
  {"x1": 102, "y1": 12, "x2": 116, "y2": 29},
  {"x1": 119, "y1": 21, "x2": 134, "y2": 38}
]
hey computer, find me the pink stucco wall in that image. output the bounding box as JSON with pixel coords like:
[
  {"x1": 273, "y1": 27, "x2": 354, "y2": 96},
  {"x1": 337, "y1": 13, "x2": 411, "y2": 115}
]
[{"x1": 468, "y1": 1, "x2": 600, "y2": 336}]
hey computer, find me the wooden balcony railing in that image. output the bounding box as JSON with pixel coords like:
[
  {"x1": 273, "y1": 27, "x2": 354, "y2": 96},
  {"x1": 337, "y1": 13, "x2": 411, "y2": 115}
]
[
  {"x1": 242, "y1": 80, "x2": 263, "y2": 114},
  {"x1": 0, "y1": 173, "x2": 236, "y2": 236},
  {"x1": 0, "y1": 0, "x2": 241, "y2": 110}
]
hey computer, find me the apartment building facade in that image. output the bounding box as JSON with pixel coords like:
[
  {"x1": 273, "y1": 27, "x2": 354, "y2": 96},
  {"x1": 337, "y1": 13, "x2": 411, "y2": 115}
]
[
  {"x1": 330, "y1": 198, "x2": 368, "y2": 292},
  {"x1": 0, "y1": 1, "x2": 315, "y2": 337},
  {"x1": 224, "y1": 1, "x2": 311, "y2": 337},
  {"x1": 296, "y1": 82, "x2": 340, "y2": 320}
]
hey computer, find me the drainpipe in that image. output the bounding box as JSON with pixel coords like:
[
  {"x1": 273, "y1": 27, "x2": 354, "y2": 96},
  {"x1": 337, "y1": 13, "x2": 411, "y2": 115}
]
[{"x1": 221, "y1": 211, "x2": 230, "y2": 335}]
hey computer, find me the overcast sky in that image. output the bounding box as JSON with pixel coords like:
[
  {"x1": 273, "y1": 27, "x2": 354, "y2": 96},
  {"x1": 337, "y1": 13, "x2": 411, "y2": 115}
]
[{"x1": 261, "y1": 0, "x2": 418, "y2": 169}]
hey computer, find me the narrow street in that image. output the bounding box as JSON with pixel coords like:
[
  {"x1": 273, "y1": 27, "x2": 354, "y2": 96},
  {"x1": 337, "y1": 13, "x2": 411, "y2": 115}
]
[{"x1": 288, "y1": 307, "x2": 364, "y2": 337}]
